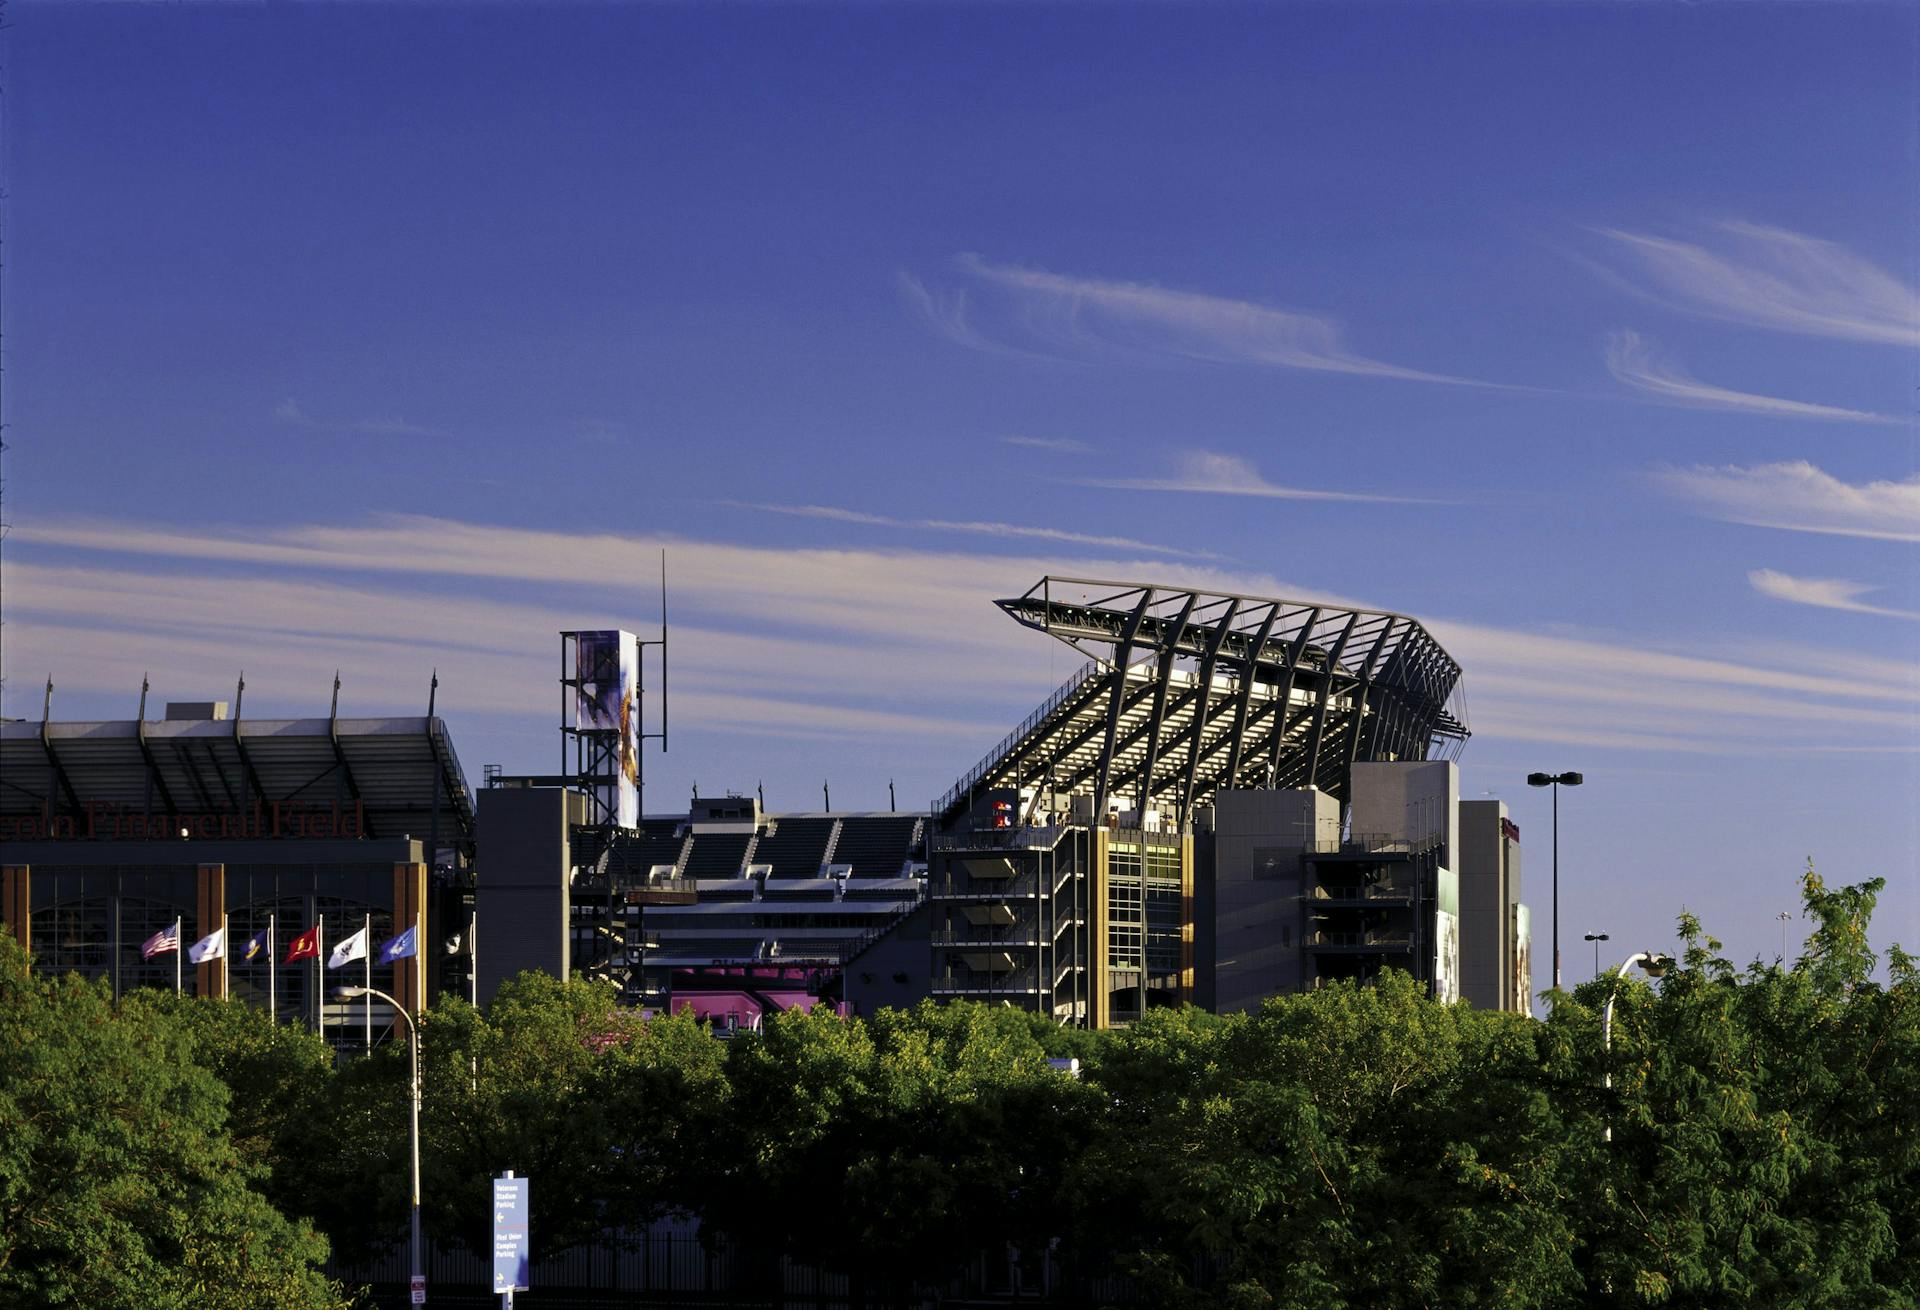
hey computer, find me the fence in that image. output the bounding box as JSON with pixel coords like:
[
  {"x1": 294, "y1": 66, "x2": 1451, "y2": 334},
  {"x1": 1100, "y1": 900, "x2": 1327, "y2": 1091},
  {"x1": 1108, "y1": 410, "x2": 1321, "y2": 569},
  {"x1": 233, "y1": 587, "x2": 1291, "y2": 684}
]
[{"x1": 326, "y1": 1222, "x2": 1138, "y2": 1308}]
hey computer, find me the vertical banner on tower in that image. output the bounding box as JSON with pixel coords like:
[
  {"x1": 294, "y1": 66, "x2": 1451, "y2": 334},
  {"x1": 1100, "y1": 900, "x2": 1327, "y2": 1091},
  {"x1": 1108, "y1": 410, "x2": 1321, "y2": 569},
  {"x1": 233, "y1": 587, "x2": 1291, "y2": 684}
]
[
  {"x1": 1512, "y1": 904, "x2": 1533, "y2": 1018},
  {"x1": 573, "y1": 630, "x2": 639, "y2": 828},
  {"x1": 1433, "y1": 867, "x2": 1460, "y2": 1005}
]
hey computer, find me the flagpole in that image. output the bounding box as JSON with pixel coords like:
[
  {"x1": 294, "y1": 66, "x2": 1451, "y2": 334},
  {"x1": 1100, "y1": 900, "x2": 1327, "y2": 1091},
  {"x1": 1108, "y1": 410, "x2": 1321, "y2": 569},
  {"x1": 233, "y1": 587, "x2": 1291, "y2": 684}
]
[
  {"x1": 268, "y1": 914, "x2": 277, "y2": 1025},
  {"x1": 316, "y1": 914, "x2": 325, "y2": 1036},
  {"x1": 174, "y1": 917, "x2": 182, "y2": 996},
  {"x1": 469, "y1": 909, "x2": 478, "y2": 1008},
  {"x1": 222, "y1": 913, "x2": 229, "y2": 1000},
  {"x1": 364, "y1": 912, "x2": 372, "y2": 1054}
]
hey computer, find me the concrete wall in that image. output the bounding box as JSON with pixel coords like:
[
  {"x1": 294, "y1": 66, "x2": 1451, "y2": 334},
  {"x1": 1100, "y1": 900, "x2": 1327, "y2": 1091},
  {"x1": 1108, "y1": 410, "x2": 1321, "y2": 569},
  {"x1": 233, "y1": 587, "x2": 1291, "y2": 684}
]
[
  {"x1": 844, "y1": 901, "x2": 933, "y2": 1017},
  {"x1": 1211, "y1": 788, "x2": 1338, "y2": 1013},
  {"x1": 1457, "y1": 800, "x2": 1524, "y2": 1012},
  {"x1": 476, "y1": 787, "x2": 581, "y2": 1006},
  {"x1": 1458, "y1": 799, "x2": 1508, "y2": 1011},
  {"x1": 1349, "y1": 760, "x2": 1458, "y2": 862}
]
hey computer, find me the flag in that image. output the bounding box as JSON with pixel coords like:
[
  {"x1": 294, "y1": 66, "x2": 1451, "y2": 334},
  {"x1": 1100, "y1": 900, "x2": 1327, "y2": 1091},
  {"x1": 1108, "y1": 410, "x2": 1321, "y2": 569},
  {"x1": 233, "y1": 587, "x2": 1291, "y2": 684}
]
[
  {"x1": 140, "y1": 924, "x2": 180, "y2": 960},
  {"x1": 284, "y1": 925, "x2": 321, "y2": 965},
  {"x1": 240, "y1": 928, "x2": 270, "y2": 964},
  {"x1": 377, "y1": 925, "x2": 418, "y2": 965},
  {"x1": 187, "y1": 927, "x2": 226, "y2": 964},
  {"x1": 328, "y1": 925, "x2": 369, "y2": 970}
]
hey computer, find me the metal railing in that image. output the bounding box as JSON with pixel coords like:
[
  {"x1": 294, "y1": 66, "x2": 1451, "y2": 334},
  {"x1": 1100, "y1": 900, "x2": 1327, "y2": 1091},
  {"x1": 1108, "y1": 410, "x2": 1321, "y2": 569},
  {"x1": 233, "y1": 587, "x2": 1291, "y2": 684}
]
[
  {"x1": 929, "y1": 824, "x2": 1071, "y2": 852},
  {"x1": 933, "y1": 660, "x2": 1106, "y2": 814},
  {"x1": 1303, "y1": 831, "x2": 1443, "y2": 856},
  {"x1": 932, "y1": 966, "x2": 1041, "y2": 993},
  {"x1": 1308, "y1": 881, "x2": 1418, "y2": 902},
  {"x1": 1304, "y1": 930, "x2": 1414, "y2": 949},
  {"x1": 930, "y1": 927, "x2": 1042, "y2": 947},
  {"x1": 928, "y1": 872, "x2": 1044, "y2": 901}
]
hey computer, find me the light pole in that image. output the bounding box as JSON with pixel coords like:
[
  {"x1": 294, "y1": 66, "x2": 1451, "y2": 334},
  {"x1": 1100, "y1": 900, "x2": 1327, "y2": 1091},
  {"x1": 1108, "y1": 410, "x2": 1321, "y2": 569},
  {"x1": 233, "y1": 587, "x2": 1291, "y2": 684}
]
[
  {"x1": 1527, "y1": 770, "x2": 1584, "y2": 990},
  {"x1": 338, "y1": 985, "x2": 422, "y2": 1296},
  {"x1": 1777, "y1": 910, "x2": 1792, "y2": 963},
  {"x1": 1600, "y1": 950, "x2": 1671, "y2": 1142},
  {"x1": 1584, "y1": 931, "x2": 1610, "y2": 978}
]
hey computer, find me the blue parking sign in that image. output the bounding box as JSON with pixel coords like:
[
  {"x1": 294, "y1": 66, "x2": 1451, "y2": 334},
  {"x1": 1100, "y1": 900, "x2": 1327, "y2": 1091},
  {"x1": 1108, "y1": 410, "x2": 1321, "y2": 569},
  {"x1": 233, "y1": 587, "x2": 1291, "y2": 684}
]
[{"x1": 492, "y1": 1175, "x2": 530, "y2": 1293}]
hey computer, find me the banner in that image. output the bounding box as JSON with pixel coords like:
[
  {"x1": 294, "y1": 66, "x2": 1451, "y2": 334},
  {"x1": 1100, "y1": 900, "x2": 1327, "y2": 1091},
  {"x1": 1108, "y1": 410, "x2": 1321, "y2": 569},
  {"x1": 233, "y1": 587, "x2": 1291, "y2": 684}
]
[{"x1": 573, "y1": 630, "x2": 639, "y2": 828}]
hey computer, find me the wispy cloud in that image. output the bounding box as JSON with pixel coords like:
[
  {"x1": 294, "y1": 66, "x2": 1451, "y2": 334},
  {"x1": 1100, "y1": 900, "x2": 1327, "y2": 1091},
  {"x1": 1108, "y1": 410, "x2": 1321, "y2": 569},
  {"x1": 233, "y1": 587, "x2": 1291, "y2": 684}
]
[
  {"x1": 720, "y1": 500, "x2": 1229, "y2": 561},
  {"x1": 1080, "y1": 450, "x2": 1435, "y2": 504},
  {"x1": 895, "y1": 270, "x2": 1071, "y2": 364},
  {"x1": 10, "y1": 515, "x2": 1915, "y2": 758},
  {"x1": 1605, "y1": 330, "x2": 1899, "y2": 424},
  {"x1": 1001, "y1": 435, "x2": 1095, "y2": 455},
  {"x1": 1749, "y1": 569, "x2": 1919, "y2": 621},
  {"x1": 275, "y1": 397, "x2": 447, "y2": 439},
  {"x1": 909, "y1": 255, "x2": 1492, "y2": 385},
  {"x1": 1656, "y1": 460, "x2": 1920, "y2": 542},
  {"x1": 1597, "y1": 222, "x2": 1920, "y2": 346}
]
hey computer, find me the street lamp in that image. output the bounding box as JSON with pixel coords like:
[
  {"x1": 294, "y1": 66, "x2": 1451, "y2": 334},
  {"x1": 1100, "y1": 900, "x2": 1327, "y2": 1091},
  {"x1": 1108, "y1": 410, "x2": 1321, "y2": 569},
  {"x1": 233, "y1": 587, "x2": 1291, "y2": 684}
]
[
  {"x1": 1583, "y1": 931, "x2": 1610, "y2": 978},
  {"x1": 1600, "y1": 950, "x2": 1671, "y2": 1142},
  {"x1": 1527, "y1": 770, "x2": 1584, "y2": 989},
  {"x1": 337, "y1": 985, "x2": 422, "y2": 1297}
]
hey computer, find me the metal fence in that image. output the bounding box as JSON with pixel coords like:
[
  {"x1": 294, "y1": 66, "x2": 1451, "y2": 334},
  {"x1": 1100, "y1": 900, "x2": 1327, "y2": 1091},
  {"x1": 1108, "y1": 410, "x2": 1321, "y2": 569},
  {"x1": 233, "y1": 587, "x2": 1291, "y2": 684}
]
[{"x1": 326, "y1": 1224, "x2": 1138, "y2": 1308}]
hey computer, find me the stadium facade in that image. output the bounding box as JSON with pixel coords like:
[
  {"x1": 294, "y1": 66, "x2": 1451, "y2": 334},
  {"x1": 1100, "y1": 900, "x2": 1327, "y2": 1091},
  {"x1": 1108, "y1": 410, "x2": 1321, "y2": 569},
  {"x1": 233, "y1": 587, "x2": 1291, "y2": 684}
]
[
  {"x1": 2, "y1": 576, "x2": 1533, "y2": 1037},
  {"x1": 0, "y1": 688, "x2": 474, "y2": 1043}
]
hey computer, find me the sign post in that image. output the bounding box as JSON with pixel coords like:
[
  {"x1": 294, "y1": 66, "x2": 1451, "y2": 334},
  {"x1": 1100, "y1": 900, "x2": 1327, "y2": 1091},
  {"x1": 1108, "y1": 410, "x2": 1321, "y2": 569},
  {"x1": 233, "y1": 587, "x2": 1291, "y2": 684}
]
[{"x1": 492, "y1": 1171, "x2": 530, "y2": 1307}]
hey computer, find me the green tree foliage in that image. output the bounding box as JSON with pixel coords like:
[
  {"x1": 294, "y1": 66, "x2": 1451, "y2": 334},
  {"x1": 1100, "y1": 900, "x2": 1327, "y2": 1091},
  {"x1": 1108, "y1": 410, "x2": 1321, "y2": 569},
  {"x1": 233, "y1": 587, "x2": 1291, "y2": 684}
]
[
  {"x1": 705, "y1": 1000, "x2": 1101, "y2": 1296},
  {"x1": 4, "y1": 869, "x2": 1912, "y2": 1308},
  {"x1": 416, "y1": 971, "x2": 727, "y2": 1259},
  {"x1": 1571, "y1": 866, "x2": 1919, "y2": 1307},
  {"x1": 1071, "y1": 979, "x2": 1581, "y2": 1309},
  {"x1": 0, "y1": 936, "x2": 349, "y2": 1310}
]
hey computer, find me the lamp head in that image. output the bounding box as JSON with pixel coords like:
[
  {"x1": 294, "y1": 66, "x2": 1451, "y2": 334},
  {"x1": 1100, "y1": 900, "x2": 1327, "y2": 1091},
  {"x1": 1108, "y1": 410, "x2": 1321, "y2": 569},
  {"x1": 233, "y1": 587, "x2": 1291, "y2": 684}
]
[
  {"x1": 1639, "y1": 954, "x2": 1673, "y2": 978},
  {"x1": 1526, "y1": 772, "x2": 1553, "y2": 787},
  {"x1": 332, "y1": 985, "x2": 369, "y2": 1001},
  {"x1": 1558, "y1": 771, "x2": 1585, "y2": 786},
  {"x1": 1584, "y1": 932, "x2": 1610, "y2": 942}
]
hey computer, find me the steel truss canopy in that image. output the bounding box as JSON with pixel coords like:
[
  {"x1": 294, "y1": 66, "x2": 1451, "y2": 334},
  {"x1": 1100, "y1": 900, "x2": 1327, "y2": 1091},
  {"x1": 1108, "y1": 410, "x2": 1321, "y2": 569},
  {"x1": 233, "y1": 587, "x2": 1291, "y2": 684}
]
[
  {"x1": 936, "y1": 577, "x2": 1468, "y2": 827},
  {"x1": 1, "y1": 715, "x2": 476, "y2": 858}
]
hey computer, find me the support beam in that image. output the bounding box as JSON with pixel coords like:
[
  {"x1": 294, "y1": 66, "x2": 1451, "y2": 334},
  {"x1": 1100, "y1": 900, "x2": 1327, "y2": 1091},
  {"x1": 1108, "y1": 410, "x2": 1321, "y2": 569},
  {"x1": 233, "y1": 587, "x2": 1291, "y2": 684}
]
[
  {"x1": 1177, "y1": 599, "x2": 1239, "y2": 827},
  {"x1": 1302, "y1": 613, "x2": 1359, "y2": 794},
  {"x1": 326, "y1": 673, "x2": 373, "y2": 837},
  {"x1": 39, "y1": 680, "x2": 84, "y2": 822},
  {"x1": 1132, "y1": 592, "x2": 1197, "y2": 811},
  {"x1": 1091, "y1": 589, "x2": 1155, "y2": 821},
  {"x1": 1219, "y1": 602, "x2": 1280, "y2": 794},
  {"x1": 134, "y1": 677, "x2": 181, "y2": 817}
]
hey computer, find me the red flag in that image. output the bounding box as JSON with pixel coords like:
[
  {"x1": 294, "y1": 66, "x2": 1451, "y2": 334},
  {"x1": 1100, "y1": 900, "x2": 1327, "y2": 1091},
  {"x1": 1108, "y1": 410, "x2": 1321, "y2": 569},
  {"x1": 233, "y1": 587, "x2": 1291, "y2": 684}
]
[{"x1": 283, "y1": 925, "x2": 321, "y2": 965}]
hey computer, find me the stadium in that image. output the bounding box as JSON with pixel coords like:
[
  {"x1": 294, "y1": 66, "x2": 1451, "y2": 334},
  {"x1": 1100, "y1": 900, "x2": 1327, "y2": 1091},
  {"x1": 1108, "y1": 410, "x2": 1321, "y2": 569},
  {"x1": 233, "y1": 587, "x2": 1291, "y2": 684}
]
[{"x1": 1, "y1": 574, "x2": 1530, "y2": 1038}]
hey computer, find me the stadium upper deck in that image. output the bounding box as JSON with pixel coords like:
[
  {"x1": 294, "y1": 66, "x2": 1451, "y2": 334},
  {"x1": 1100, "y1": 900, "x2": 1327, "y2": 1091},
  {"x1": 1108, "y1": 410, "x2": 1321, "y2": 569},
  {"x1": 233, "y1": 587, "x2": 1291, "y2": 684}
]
[{"x1": 936, "y1": 577, "x2": 1467, "y2": 829}]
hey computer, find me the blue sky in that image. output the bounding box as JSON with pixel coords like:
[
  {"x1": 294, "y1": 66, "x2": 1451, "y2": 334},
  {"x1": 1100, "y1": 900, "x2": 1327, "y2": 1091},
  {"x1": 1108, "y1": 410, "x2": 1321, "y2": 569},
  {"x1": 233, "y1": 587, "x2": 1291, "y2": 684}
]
[{"x1": 4, "y1": 3, "x2": 1916, "y2": 991}]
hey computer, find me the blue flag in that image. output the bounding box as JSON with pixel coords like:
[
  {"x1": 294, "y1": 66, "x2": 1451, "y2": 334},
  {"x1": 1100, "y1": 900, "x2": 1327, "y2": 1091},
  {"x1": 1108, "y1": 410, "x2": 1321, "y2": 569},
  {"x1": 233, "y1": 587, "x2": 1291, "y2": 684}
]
[
  {"x1": 377, "y1": 925, "x2": 418, "y2": 965},
  {"x1": 240, "y1": 929, "x2": 271, "y2": 964}
]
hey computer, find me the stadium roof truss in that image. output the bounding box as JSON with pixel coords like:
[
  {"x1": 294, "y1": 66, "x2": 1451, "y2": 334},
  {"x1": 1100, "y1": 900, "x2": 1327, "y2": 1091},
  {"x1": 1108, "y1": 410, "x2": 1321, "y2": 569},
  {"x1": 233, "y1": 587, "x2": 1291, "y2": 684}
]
[
  {"x1": 2, "y1": 691, "x2": 475, "y2": 860},
  {"x1": 935, "y1": 577, "x2": 1468, "y2": 828}
]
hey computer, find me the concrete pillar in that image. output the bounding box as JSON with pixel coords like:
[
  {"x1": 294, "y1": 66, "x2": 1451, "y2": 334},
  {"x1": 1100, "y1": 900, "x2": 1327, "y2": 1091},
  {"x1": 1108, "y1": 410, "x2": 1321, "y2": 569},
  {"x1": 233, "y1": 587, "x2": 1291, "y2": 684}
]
[
  {"x1": 196, "y1": 863, "x2": 225, "y2": 998},
  {"x1": 3, "y1": 865, "x2": 29, "y2": 963},
  {"x1": 392, "y1": 861, "x2": 429, "y2": 1014}
]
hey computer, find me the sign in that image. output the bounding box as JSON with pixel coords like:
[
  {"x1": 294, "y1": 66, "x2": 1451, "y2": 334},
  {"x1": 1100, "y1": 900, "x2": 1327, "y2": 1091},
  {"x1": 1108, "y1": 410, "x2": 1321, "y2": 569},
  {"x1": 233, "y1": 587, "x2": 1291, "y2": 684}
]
[
  {"x1": 410, "y1": 1273, "x2": 426, "y2": 1305},
  {"x1": 571, "y1": 630, "x2": 639, "y2": 827},
  {"x1": 492, "y1": 1175, "x2": 531, "y2": 1294},
  {"x1": 0, "y1": 798, "x2": 368, "y2": 842}
]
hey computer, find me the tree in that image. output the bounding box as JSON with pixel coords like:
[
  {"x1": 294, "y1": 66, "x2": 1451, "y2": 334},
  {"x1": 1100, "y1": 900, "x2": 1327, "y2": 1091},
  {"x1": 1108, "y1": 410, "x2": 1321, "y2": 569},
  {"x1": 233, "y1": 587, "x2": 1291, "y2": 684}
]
[
  {"x1": 416, "y1": 970, "x2": 727, "y2": 1259},
  {"x1": 1572, "y1": 868, "x2": 1920, "y2": 1307},
  {"x1": 1072, "y1": 983, "x2": 1583, "y2": 1309},
  {"x1": 705, "y1": 1000, "x2": 1101, "y2": 1302},
  {"x1": 0, "y1": 936, "x2": 350, "y2": 1309}
]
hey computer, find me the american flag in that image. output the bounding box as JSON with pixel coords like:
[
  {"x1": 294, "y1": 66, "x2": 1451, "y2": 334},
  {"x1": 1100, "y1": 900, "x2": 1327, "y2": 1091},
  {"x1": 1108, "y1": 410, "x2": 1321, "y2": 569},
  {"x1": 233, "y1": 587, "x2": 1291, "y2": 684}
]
[{"x1": 140, "y1": 923, "x2": 180, "y2": 960}]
